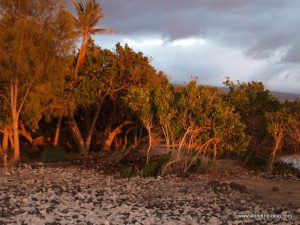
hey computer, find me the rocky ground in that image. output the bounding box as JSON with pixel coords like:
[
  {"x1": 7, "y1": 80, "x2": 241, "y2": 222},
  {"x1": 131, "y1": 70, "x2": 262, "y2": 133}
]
[{"x1": 0, "y1": 161, "x2": 299, "y2": 225}]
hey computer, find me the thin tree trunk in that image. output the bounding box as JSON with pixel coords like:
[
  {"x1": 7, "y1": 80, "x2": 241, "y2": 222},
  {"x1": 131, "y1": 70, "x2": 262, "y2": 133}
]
[
  {"x1": 1, "y1": 128, "x2": 9, "y2": 167},
  {"x1": 12, "y1": 113, "x2": 20, "y2": 161},
  {"x1": 268, "y1": 134, "x2": 282, "y2": 171},
  {"x1": 84, "y1": 101, "x2": 104, "y2": 155},
  {"x1": 68, "y1": 116, "x2": 85, "y2": 155},
  {"x1": 146, "y1": 126, "x2": 152, "y2": 165},
  {"x1": 54, "y1": 116, "x2": 63, "y2": 146},
  {"x1": 11, "y1": 82, "x2": 20, "y2": 162}
]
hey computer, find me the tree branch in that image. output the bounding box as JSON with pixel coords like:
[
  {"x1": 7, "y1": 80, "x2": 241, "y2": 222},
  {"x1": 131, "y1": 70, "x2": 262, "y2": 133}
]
[
  {"x1": 17, "y1": 80, "x2": 34, "y2": 117},
  {"x1": 0, "y1": 93, "x2": 10, "y2": 106}
]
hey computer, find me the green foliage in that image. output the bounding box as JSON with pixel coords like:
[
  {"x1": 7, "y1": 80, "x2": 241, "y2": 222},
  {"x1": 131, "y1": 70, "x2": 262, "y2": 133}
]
[
  {"x1": 124, "y1": 86, "x2": 153, "y2": 126},
  {"x1": 141, "y1": 154, "x2": 171, "y2": 177},
  {"x1": 224, "y1": 78, "x2": 280, "y2": 162},
  {"x1": 40, "y1": 146, "x2": 70, "y2": 163}
]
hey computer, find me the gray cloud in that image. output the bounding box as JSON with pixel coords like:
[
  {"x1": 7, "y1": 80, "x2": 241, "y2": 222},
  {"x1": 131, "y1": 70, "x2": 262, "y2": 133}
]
[
  {"x1": 97, "y1": 0, "x2": 300, "y2": 63},
  {"x1": 67, "y1": 0, "x2": 300, "y2": 93}
]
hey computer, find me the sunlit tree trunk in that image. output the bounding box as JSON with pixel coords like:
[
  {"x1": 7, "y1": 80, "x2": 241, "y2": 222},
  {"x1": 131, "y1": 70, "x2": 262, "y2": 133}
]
[
  {"x1": 103, "y1": 121, "x2": 132, "y2": 151},
  {"x1": 54, "y1": 116, "x2": 63, "y2": 146},
  {"x1": 146, "y1": 124, "x2": 152, "y2": 165},
  {"x1": 10, "y1": 81, "x2": 20, "y2": 162},
  {"x1": 19, "y1": 123, "x2": 33, "y2": 144},
  {"x1": 268, "y1": 130, "x2": 283, "y2": 171}
]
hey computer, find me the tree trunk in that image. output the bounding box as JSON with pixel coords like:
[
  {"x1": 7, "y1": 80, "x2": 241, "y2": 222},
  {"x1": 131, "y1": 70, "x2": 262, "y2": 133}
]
[
  {"x1": 10, "y1": 82, "x2": 20, "y2": 162},
  {"x1": 146, "y1": 126, "x2": 152, "y2": 165},
  {"x1": 19, "y1": 123, "x2": 33, "y2": 144},
  {"x1": 12, "y1": 110, "x2": 20, "y2": 162},
  {"x1": 1, "y1": 128, "x2": 9, "y2": 167},
  {"x1": 54, "y1": 116, "x2": 62, "y2": 146},
  {"x1": 68, "y1": 116, "x2": 86, "y2": 155},
  {"x1": 84, "y1": 101, "x2": 105, "y2": 154},
  {"x1": 103, "y1": 121, "x2": 132, "y2": 151},
  {"x1": 268, "y1": 133, "x2": 282, "y2": 171}
]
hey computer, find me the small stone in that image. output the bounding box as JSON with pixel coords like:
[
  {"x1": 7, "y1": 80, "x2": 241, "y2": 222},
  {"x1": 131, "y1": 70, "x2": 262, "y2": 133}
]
[{"x1": 76, "y1": 193, "x2": 85, "y2": 200}]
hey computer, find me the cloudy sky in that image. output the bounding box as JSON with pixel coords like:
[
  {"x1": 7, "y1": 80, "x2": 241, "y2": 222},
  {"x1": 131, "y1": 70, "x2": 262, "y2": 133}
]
[{"x1": 73, "y1": 0, "x2": 300, "y2": 93}]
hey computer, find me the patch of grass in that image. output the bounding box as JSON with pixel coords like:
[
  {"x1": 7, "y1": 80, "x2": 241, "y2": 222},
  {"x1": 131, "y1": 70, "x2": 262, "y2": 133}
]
[
  {"x1": 120, "y1": 166, "x2": 137, "y2": 178},
  {"x1": 142, "y1": 153, "x2": 172, "y2": 177},
  {"x1": 142, "y1": 161, "x2": 158, "y2": 177},
  {"x1": 40, "y1": 146, "x2": 70, "y2": 163}
]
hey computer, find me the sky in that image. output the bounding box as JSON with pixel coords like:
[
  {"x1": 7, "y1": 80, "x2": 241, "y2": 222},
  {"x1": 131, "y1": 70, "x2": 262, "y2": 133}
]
[{"x1": 70, "y1": 0, "x2": 300, "y2": 94}]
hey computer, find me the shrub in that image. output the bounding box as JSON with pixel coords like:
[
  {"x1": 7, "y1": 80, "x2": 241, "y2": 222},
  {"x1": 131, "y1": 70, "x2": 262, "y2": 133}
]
[
  {"x1": 142, "y1": 153, "x2": 172, "y2": 177},
  {"x1": 142, "y1": 161, "x2": 158, "y2": 177},
  {"x1": 190, "y1": 158, "x2": 205, "y2": 173},
  {"x1": 246, "y1": 155, "x2": 268, "y2": 170},
  {"x1": 40, "y1": 146, "x2": 70, "y2": 163}
]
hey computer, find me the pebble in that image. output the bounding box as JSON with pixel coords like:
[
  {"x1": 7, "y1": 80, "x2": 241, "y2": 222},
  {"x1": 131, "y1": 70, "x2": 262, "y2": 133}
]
[{"x1": 0, "y1": 165, "x2": 298, "y2": 225}]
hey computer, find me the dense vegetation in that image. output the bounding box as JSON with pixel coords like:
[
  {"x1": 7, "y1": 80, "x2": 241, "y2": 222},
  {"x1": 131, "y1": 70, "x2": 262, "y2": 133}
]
[{"x1": 0, "y1": 0, "x2": 299, "y2": 173}]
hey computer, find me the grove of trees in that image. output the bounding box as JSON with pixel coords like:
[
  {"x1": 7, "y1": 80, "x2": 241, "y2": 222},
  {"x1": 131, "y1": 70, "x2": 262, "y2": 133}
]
[{"x1": 0, "y1": 0, "x2": 299, "y2": 172}]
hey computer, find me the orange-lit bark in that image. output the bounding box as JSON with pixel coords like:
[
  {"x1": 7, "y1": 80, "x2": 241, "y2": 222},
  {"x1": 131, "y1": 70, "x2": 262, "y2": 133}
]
[{"x1": 103, "y1": 120, "x2": 132, "y2": 151}]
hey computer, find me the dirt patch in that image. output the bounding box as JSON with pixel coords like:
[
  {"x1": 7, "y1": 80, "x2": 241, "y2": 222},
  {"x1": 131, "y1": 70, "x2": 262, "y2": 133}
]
[{"x1": 210, "y1": 159, "x2": 300, "y2": 208}]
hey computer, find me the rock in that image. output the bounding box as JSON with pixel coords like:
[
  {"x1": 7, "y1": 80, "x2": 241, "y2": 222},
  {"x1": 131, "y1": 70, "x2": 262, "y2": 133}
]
[
  {"x1": 240, "y1": 200, "x2": 246, "y2": 204},
  {"x1": 75, "y1": 193, "x2": 85, "y2": 200},
  {"x1": 208, "y1": 217, "x2": 221, "y2": 225},
  {"x1": 184, "y1": 215, "x2": 196, "y2": 225}
]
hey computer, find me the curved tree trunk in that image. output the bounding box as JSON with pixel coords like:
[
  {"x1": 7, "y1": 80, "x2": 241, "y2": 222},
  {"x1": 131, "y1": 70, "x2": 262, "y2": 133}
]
[{"x1": 103, "y1": 121, "x2": 132, "y2": 151}]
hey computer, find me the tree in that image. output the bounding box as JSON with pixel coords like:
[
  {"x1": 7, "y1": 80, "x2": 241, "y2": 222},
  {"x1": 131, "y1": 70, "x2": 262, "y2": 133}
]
[
  {"x1": 72, "y1": 0, "x2": 114, "y2": 74},
  {"x1": 0, "y1": 0, "x2": 75, "y2": 162},
  {"x1": 266, "y1": 108, "x2": 290, "y2": 171},
  {"x1": 124, "y1": 86, "x2": 154, "y2": 164},
  {"x1": 153, "y1": 84, "x2": 175, "y2": 149},
  {"x1": 161, "y1": 81, "x2": 250, "y2": 174},
  {"x1": 64, "y1": 0, "x2": 115, "y2": 155},
  {"x1": 224, "y1": 78, "x2": 279, "y2": 162}
]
